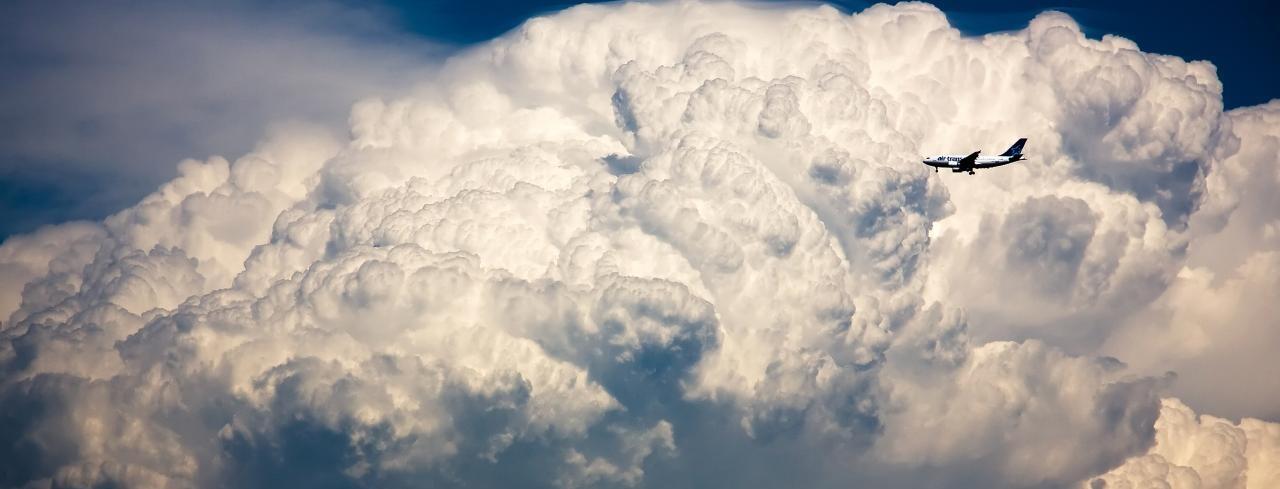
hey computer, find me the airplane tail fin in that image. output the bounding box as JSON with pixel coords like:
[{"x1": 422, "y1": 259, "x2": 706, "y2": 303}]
[{"x1": 999, "y1": 138, "x2": 1027, "y2": 157}]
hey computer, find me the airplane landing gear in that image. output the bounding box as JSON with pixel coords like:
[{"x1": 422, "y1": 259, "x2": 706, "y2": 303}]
[{"x1": 968, "y1": 170, "x2": 975, "y2": 175}]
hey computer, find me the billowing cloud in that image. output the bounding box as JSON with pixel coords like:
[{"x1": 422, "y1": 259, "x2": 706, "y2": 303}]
[
  {"x1": 1, "y1": 2, "x2": 1277, "y2": 488},
  {"x1": 1103, "y1": 101, "x2": 1280, "y2": 421},
  {"x1": 1091, "y1": 398, "x2": 1280, "y2": 489}
]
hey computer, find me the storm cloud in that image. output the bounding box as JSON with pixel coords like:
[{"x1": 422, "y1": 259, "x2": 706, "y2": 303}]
[{"x1": 1, "y1": 2, "x2": 1277, "y2": 488}]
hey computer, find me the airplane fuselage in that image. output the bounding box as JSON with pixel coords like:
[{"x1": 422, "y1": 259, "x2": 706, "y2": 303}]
[
  {"x1": 922, "y1": 154, "x2": 1022, "y2": 170},
  {"x1": 922, "y1": 138, "x2": 1027, "y2": 174}
]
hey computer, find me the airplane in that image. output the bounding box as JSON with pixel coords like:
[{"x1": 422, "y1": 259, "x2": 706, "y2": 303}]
[{"x1": 923, "y1": 138, "x2": 1027, "y2": 174}]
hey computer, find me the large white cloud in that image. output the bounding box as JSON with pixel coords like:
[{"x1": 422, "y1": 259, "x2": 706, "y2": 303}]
[
  {"x1": 1, "y1": 1, "x2": 1277, "y2": 488},
  {"x1": 1103, "y1": 101, "x2": 1280, "y2": 421}
]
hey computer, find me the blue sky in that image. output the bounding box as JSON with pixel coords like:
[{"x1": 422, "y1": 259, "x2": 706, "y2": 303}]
[{"x1": 0, "y1": 0, "x2": 1275, "y2": 242}]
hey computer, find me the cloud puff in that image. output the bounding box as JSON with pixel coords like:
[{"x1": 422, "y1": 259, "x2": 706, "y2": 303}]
[
  {"x1": 1090, "y1": 398, "x2": 1280, "y2": 489},
  {"x1": 874, "y1": 339, "x2": 1165, "y2": 487},
  {"x1": 1, "y1": 1, "x2": 1277, "y2": 488}
]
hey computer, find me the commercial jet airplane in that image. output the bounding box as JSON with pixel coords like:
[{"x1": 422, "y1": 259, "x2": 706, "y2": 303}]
[{"x1": 923, "y1": 138, "x2": 1027, "y2": 174}]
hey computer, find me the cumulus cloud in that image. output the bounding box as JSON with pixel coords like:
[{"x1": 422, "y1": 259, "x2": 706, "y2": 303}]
[
  {"x1": 1, "y1": 1, "x2": 1277, "y2": 488},
  {"x1": 1103, "y1": 101, "x2": 1280, "y2": 420},
  {"x1": 1090, "y1": 398, "x2": 1280, "y2": 489}
]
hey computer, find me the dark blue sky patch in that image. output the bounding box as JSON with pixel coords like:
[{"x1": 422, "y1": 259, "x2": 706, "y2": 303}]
[
  {"x1": 376, "y1": 0, "x2": 592, "y2": 46},
  {"x1": 0, "y1": 160, "x2": 136, "y2": 238},
  {"x1": 896, "y1": 0, "x2": 1278, "y2": 110}
]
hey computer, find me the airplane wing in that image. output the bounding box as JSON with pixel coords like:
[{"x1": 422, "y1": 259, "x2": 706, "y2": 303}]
[{"x1": 958, "y1": 151, "x2": 980, "y2": 167}]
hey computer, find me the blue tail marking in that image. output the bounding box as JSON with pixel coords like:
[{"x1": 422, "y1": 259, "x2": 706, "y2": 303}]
[{"x1": 999, "y1": 138, "x2": 1027, "y2": 157}]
